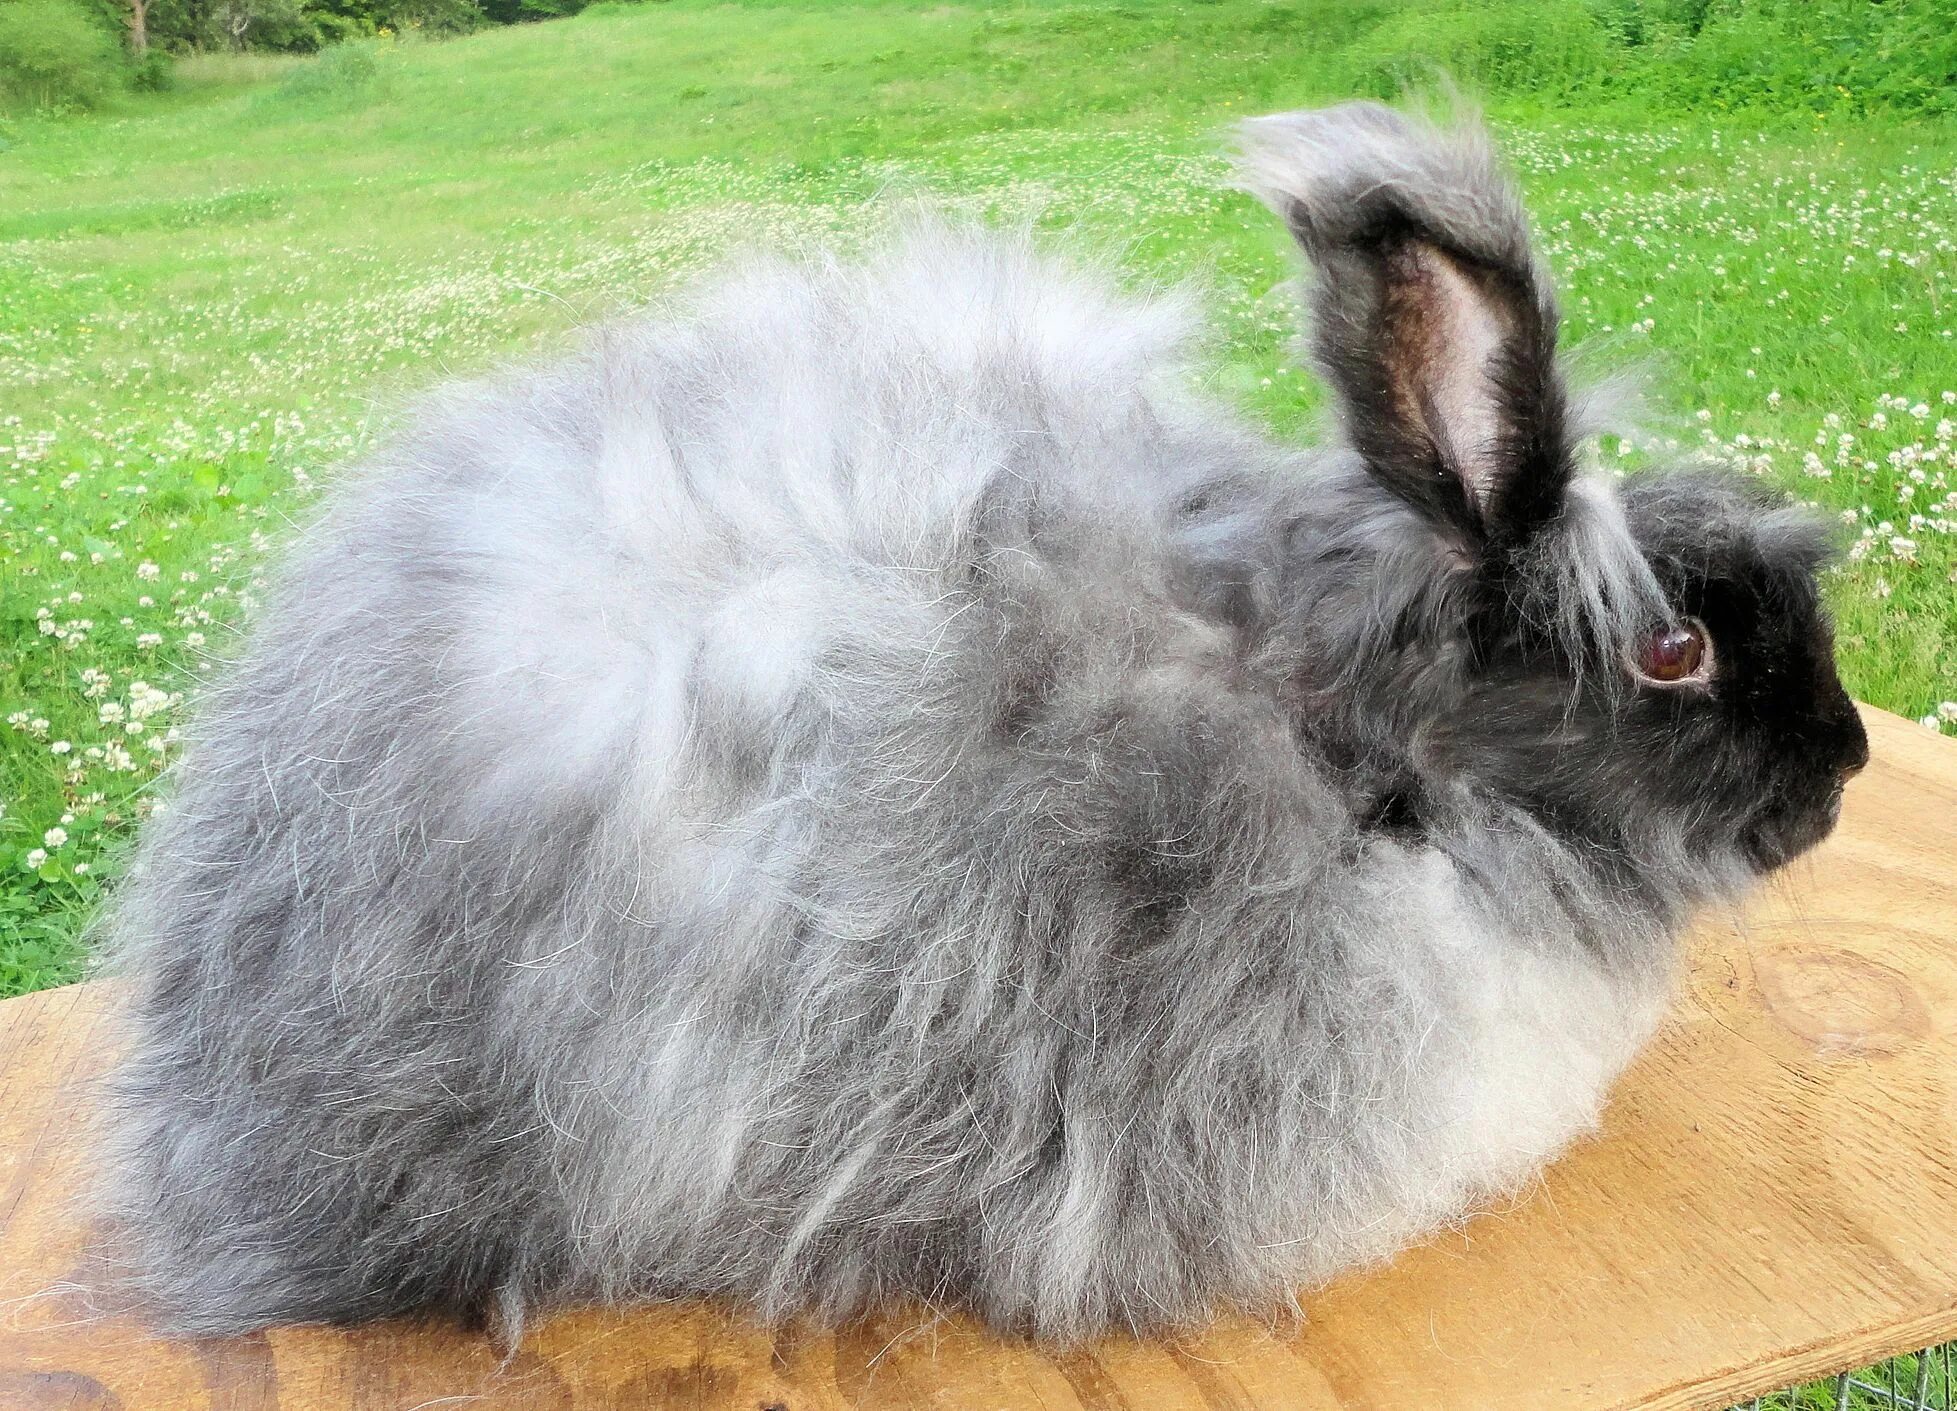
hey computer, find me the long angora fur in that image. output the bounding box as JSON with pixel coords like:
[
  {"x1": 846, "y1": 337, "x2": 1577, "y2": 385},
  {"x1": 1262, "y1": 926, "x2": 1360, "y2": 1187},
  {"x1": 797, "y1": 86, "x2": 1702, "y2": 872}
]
[{"x1": 99, "y1": 103, "x2": 1868, "y2": 1342}]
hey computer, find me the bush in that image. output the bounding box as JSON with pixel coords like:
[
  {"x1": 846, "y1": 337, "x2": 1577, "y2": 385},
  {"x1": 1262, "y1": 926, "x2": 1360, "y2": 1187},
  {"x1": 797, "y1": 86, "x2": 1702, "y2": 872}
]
[
  {"x1": 0, "y1": 0, "x2": 124, "y2": 112},
  {"x1": 269, "y1": 37, "x2": 382, "y2": 105},
  {"x1": 1665, "y1": 0, "x2": 1957, "y2": 118},
  {"x1": 129, "y1": 46, "x2": 173, "y2": 89},
  {"x1": 478, "y1": 0, "x2": 590, "y2": 24},
  {"x1": 1318, "y1": 0, "x2": 1957, "y2": 120},
  {"x1": 385, "y1": 0, "x2": 480, "y2": 35}
]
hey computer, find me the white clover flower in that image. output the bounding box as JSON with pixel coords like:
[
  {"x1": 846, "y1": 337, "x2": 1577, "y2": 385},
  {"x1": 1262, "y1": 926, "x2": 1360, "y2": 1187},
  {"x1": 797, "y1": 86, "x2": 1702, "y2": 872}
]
[
  {"x1": 42, "y1": 827, "x2": 67, "y2": 849},
  {"x1": 136, "y1": 561, "x2": 160, "y2": 581},
  {"x1": 23, "y1": 849, "x2": 47, "y2": 870},
  {"x1": 49, "y1": 740, "x2": 72, "y2": 755},
  {"x1": 129, "y1": 684, "x2": 173, "y2": 720}
]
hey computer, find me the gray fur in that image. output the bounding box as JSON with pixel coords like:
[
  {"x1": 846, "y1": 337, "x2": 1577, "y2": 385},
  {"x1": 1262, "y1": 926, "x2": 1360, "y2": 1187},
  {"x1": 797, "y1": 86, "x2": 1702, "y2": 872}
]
[{"x1": 96, "y1": 105, "x2": 1863, "y2": 1343}]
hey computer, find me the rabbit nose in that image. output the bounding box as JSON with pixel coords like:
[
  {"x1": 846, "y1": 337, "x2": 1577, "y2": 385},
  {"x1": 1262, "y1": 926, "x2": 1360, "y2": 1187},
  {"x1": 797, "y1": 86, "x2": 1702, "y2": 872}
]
[{"x1": 1838, "y1": 732, "x2": 1870, "y2": 779}]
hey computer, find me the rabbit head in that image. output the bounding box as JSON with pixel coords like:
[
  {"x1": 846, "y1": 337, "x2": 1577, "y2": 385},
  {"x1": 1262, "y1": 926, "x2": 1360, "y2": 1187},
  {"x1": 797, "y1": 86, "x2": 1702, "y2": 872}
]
[{"x1": 1236, "y1": 103, "x2": 1868, "y2": 897}]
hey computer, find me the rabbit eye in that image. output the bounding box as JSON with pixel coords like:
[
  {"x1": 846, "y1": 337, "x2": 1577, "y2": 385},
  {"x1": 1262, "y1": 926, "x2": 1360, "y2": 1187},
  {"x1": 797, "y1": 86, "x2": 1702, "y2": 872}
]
[{"x1": 1630, "y1": 618, "x2": 1711, "y2": 687}]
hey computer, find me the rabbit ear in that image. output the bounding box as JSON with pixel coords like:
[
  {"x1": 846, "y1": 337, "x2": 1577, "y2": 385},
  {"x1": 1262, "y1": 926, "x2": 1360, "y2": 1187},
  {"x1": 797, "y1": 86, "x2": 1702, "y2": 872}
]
[{"x1": 1237, "y1": 102, "x2": 1572, "y2": 548}]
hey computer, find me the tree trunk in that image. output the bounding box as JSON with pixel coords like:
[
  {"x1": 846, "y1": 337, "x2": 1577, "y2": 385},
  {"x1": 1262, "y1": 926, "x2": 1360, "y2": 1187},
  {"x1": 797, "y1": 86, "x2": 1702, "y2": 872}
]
[{"x1": 129, "y1": 0, "x2": 148, "y2": 52}]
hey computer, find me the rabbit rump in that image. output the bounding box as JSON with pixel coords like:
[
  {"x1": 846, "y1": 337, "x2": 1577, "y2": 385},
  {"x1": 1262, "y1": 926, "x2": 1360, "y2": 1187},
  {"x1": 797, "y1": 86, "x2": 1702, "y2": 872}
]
[{"x1": 100, "y1": 103, "x2": 1868, "y2": 1343}]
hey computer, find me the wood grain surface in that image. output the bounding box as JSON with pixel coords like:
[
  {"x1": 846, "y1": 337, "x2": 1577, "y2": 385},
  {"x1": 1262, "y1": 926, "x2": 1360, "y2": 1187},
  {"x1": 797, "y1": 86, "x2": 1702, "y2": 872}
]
[{"x1": 2, "y1": 704, "x2": 1954, "y2": 1411}]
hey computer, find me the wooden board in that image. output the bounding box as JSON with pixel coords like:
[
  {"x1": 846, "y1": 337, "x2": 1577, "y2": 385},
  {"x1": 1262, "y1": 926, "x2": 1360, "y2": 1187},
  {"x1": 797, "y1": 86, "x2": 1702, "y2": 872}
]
[{"x1": 2, "y1": 703, "x2": 1955, "y2": 1411}]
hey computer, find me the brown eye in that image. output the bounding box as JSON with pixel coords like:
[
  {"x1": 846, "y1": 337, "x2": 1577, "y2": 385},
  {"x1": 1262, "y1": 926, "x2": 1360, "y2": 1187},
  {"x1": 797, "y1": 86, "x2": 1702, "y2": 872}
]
[{"x1": 1631, "y1": 618, "x2": 1711, "y2": 686}]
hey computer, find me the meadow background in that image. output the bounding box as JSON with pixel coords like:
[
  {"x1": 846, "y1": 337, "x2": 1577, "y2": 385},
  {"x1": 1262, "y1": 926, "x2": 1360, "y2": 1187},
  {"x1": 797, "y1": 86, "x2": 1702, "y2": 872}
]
[{"x1": 1, "y1": 0, "x2": 1955, "y2": 1403}]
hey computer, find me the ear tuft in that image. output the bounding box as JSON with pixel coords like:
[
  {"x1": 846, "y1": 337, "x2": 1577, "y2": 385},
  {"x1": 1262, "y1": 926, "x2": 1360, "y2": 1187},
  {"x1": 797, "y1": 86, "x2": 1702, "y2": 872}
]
[{"x1": 1234, "y1": 101, "x2": 1533, "y2": 276}]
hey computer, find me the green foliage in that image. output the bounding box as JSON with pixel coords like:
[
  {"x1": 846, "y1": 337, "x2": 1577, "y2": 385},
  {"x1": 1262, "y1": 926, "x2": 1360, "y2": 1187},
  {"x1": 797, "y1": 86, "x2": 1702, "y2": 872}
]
[
  {"x1": 130, "y1": 45, "x2": 175, "y2": 87},
  {"x1": 215, "y1": 0, "x2": 316, "y2": 50},
  {"x1": 0, "y1": 0, "x2": 124, "y2": 111},
  {"x1": 1651, "y1": 0, "x2": 1957, "y2": 117},
  {"x1": 477, "y1": 0, "x2": 585, "y2": 24},
  {"x1": 1261, "y1": 0, "x2": 1957, "y2": 118},
  {"x1": 266, "y1": 35, "x2": 381, "y2": 102},
  {"x1": 144, "y1": 0, "x2": 320, "y2": 53},
  {"x1": 1344, "y1": 2, "x2": 1618, "y2": 102},
  {"x1": 385, "y1": 0, "x2": 480, "y2": 35},
  {"x1": 142, "y1": 0, "x2": 479, "y2": 54}
]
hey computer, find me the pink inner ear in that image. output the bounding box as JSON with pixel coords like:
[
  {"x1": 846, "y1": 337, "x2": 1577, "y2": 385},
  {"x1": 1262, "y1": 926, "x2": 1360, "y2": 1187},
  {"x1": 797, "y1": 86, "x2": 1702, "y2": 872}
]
[{"x1": 1385, "y1": 244, "x2": 1513, "y2": 515}]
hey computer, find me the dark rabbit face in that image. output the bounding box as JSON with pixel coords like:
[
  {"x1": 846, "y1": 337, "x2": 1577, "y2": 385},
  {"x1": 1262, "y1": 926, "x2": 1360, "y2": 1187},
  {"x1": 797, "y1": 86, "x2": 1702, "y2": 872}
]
[
  {"x1": 1449, "y1": 474, "x2": 1869, "y2": 876},
  {"x1": 1239, "y1": 103, "x2": 1866, "y2": 875},
  {"x1": 1612, "y1": 475, "x2": 1868, "y2": 870}
]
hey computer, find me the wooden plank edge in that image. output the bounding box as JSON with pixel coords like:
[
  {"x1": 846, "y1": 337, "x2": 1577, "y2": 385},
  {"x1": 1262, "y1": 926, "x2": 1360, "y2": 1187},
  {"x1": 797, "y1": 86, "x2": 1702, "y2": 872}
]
[{"x1": 1634, "y1": 1303, "x2": 1957, "y2": 1411}]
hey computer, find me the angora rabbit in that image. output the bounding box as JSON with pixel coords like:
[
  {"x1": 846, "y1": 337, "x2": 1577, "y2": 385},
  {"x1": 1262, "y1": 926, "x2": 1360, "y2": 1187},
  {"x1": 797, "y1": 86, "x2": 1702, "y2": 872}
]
[{"x1": 100, "y1": 103, "x2": 1868, "y2": 1343}]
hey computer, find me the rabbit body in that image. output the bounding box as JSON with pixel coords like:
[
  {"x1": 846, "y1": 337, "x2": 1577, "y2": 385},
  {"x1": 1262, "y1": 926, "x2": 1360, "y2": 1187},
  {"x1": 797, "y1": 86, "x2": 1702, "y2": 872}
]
[
  {"x1": 105, "y1": 227, "x2": 1669, "y2": 1339},
  {"x1": 105, "y1": 107, "x2": 1866, "y2": 1342}
]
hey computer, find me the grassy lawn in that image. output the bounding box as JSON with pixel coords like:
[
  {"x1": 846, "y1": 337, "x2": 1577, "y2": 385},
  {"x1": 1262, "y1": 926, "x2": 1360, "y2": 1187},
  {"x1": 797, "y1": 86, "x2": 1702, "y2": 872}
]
[
  {"x1": 4, "y1": 1, "x2": 1954, "y2": 993},
  {"x1": 0, "y1": 4, "x2": 1954, "y2": 1404}
]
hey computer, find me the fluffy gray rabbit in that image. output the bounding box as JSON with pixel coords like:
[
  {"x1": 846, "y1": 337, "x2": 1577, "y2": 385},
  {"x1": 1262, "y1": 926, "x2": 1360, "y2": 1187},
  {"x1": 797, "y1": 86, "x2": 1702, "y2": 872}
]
[{"x1": 99, "y1": 103, "x2": 1868, "y2": 1343}]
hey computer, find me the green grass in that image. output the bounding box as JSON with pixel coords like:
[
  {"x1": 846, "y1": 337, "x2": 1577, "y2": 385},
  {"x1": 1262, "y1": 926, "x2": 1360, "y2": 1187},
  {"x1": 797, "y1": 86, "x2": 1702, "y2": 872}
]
[
  {"x1": 4, "y1": 1, "x2": 1954, "y2": 992},
  {"x1": 0, "y1": 5, "x2": 1953, "y2": 1404}
]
